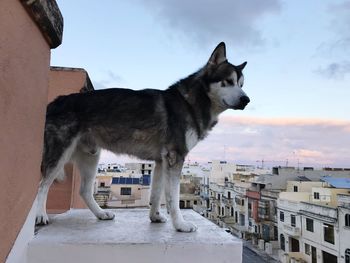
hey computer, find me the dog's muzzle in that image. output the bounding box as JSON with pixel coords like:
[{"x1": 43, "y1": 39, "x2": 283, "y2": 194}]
[{"x1": 234, "y1": 95, "x2": 250, "y2": 110}]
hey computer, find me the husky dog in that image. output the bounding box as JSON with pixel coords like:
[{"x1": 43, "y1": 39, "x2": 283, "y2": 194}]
[{"x1": 36, "y1": 42, "x2": 250, "y2": 232}]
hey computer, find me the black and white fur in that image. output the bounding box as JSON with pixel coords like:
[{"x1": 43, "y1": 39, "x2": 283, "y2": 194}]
[{"x1": 36, "y1": 42, "x2": 250, "y2": 232}]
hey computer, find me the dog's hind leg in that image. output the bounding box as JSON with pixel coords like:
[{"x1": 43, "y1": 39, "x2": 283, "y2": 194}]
[
  {"x1": 36, "y1": 137, "x2": 80, "y2": 225},
  {"x1": 163, "y1": 150, "x2": 197, "y2": 232},
  {"x1": 74, "y1": 146, "x2": 115, "y2": 220},
  {"x1": 149, "y1": 161, "x2": 167, "y2": 223},
  {"x1": 35, "y1": 167, "x2": 61, "y2": 225}
]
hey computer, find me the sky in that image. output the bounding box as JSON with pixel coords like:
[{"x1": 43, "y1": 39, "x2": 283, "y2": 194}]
[{"x1": 52, "y1": 0, "x2": 350, "y2": 168}]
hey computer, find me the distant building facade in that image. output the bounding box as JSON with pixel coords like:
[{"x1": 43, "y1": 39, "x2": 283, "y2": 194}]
[{"x1": 196, "y1": 162, "x2": 350, "y2": 261}]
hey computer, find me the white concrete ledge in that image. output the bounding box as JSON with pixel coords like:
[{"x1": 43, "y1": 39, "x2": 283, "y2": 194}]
[{"x1": 28, "y1": 209, "x2": 242, "y2": 263}]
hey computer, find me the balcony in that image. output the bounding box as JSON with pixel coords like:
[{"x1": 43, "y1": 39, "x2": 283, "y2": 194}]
[
  {"x1": 258, "y1": 213, "x2": 270, "y2": 221},
  {"x1": 282, "y1": 224, "x2": 301, "y2": 237},
  {"x1": 236, "y1": 205, "x2": 246, "y2": 213},
  {"x1": 248, "y1": 226, "x2": 255, "y2": 233},
  {"x1": 96, "y1": 186, "x2": 111, "y2": 193},
  {"x1": 231, "y1": 223, "x2": 248, "y2": 233},
  {"x1": 222, "y1": 216, "x2": 235, "y2": 225},
  {"x1": 28, "y1": 209, "x2": 242, "y2": 263},
  {"x1": 222, "y1": 196, "x2": 233, "y2": 206}
]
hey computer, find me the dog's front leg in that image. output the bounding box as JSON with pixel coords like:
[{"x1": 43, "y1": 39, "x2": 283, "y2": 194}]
[
  {"x1": 163, "y1": 151, "x2": 197, "y2": 232},
  {"x1": 149, "y1": 161, "x2": 167, "y2": 223}
]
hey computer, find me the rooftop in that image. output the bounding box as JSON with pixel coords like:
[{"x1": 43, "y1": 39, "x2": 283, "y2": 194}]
[
  {"x1": 321, "y1": 177, "x2": 350, "y2": 189},
  {"x1": 28, "y1": 209, "x2": 242, "y2": 263}
]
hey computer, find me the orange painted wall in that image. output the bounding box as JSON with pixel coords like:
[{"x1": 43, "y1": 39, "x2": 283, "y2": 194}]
[
  {"x1": 46, "y1": 68, "x2": 91, "y2": 213},
  {"x1": 0, "y1": 0, "x2": 51, "y2": 261}
]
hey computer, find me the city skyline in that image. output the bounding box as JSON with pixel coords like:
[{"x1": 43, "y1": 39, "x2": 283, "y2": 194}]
[{"x1": 52, "y1": 0, "x2": 350, "y2": 167}]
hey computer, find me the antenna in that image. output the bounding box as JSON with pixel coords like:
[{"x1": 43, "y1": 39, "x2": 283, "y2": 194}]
[{"x1": 223, "y1": 145, "x2": 226, "y2": 161}]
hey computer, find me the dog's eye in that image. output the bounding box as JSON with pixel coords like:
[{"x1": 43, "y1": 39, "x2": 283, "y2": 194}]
[{"x1": 226, "y1": 79, "x2": 234, "y2": 85}]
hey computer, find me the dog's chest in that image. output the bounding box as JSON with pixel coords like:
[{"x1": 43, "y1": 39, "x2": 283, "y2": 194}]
[{"x1": 185, "y1": 128, "x2": 199, "y2": 151}]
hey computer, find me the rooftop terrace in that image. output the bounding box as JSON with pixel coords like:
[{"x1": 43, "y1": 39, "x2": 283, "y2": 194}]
[{"x1": 28, "y1": 209, "x2": 242, "y2": 263}]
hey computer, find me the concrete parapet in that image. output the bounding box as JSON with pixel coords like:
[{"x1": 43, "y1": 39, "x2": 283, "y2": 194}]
[{"x1": 28, "y1": 209, "x2": 242, "y2": 263}]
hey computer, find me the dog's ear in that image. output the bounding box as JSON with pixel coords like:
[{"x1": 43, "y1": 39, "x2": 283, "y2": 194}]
[
  {"x1": 237, "y1": 61, "x2": 247, "y2": 70},
  {"x1": 208, "y1": 42, "x2": 227, "y2": 65}
]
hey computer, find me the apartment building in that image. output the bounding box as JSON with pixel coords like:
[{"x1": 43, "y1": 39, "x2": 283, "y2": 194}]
[
  {"x1": 125, "y1": 162, "x2": 154, "y2": 176},
  {"x1": 198, "y1": 163, "x2": 350, "y2": 261},
  {"x1": 277, "y1": 179, "x2": 350, "y2": 263},
  {"x1": 337, "y1": 193, "x2": 350, "y2": 263},
  {"x1": 94, "y1": 162, "x2": 154, "y2": 208},
  {"x1": 180, "y1": 174, "x2": 201, "y2": 209}
]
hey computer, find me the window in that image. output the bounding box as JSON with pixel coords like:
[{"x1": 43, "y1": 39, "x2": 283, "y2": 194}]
[
  {"x1": 248, "y1": 202, "x2": 252, "y2": 210},
  {"x1": 345, "y1": 249, "x2": 350, "y2": 263},
  {"x1": 120, "y1": 187, "x2": 131, "y2": 195},
  {"x1": 221, "y1": 207, "x2": 225, "y2": 216},
  {"x1": 280, "y1": 211, "x2": 284, "y2": 222},
  {"x1": 231, "y1": 208, "x2": 234, "y2": 217},
  {"x1": 194, "y1": 200, "x2": 197, "y2": 205},
  {"x1": 346, "y1": 214, "x2": 350, "y2": 227},
  {"x1": 100, "y1": 182, "x2": 105, "y2": 187},
  {"x1": 274, "y1": 226, "x2": 278, "y2": 240},
  {"x1": 290, "y1": 238, "x2": 300, "y2": 252},
  {"x1": 322, "y1": 251, "x2": 337, "y2": 263},
  {"x1": 242, "y1": 199, "x2": 245, "y2": 206},
  {"x1": 218, "y1": 194, "x2": 221, "y2": 200},
  {"x1": 291, "y1": 214, "x2": 296, "y2": 227},
  {"x1": 324, "y1": 223, "x2": 335, "y2": 244},
  {"x1": 306, "y1": 218, "x2": 314, "y2": 232},
  {"x1": 305, "y1": 243, "x2": 311, "y2": 255},
  {"x1": 293, "y1": 186, "x2": 298, "y2": 192},
  {"x1": 239, "y1": 213, "x2": 245, "y2": 226},
  {"x1": 280, "y1": 234, "x2": 285, "y2": 251},
  {"x1": 228, "y1": 191, "x2": 231, "y2": 199},
  {"x1": 314, "y1": 192, "x2": 320, "y2": 199}
]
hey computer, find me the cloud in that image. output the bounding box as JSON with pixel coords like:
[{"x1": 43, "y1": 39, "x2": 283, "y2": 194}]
[
  {"x1": 314, "y1": 2, "x2": 350, "y2": 78},
  {"x1": 93, "y1": 70, "x2": 124, "y2": 90},
  {"x1": 187, "y1": 116, "x2": 350, "y2": 168},
  {"x1": 328, "y1": 1, "x2": 350, "y2": 14},
  {"x1": 99, "y1": 115, "x2": 350, "y2": 168},
  {"x1": 294, "y1": 149, "x2": 324, "y2": 159},
  {"x1": 107, "y1": 70, "x2": 123, "y2": 83},
  {"x1": 136, "y1": 0, "x2": 281, "y2": 48},
  {"x1": 315, "y1": 61, "x2": 350, "y2": 79}
]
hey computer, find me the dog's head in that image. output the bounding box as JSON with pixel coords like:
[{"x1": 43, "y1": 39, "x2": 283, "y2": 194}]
[{"x1": 204, "y1": 42, "x2": 250, "y2": 112}]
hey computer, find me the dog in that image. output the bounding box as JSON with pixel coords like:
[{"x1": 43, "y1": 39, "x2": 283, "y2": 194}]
[{"x1": 36, "y1": 42, "x2": 250, "y2": 232}]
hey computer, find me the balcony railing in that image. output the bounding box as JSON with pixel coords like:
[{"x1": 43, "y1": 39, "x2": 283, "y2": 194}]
[
  {"x1": 222, "y1": 196, "x2": 233, "y2": 206},
  {"x1": 282, "y1": 224, "x2": 301, "y2": 237},
  {"x1": 235, "y1": 205, "x2": 246, "y2": 213},
  {"x1": 258, "y1": 213, "x2": 269, "y2": 220}
]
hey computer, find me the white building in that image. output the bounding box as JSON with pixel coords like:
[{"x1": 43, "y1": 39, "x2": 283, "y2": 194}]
[
  {"x1": 337, "y1": 193, "x2": 350, "y2": 263},
  {"x1": 277, "y1": 179, "x2": 350, "y2": 263}
]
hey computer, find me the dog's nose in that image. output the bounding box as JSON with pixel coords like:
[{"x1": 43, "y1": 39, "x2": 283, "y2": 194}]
[{"x1": 240, "y1": 96, "x2": 250, "y2": 105}]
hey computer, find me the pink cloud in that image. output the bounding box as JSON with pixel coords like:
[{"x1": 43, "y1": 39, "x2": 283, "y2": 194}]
[
  {"x1": 188, "y1": 116, "x2": 350, "y2": 168},
  {"x1": 100, "y1": 116, "x2": 350, "y2": 169}
]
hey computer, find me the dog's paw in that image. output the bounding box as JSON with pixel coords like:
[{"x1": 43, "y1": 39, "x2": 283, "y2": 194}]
[
  {"x1": 97, "y1": 210, "x2": 115, "y2": 220},
  {"x1": 150, "y1": 212, "x2": 167, "y2": 223},
  {"x1": 174, "y1": 221, "x2": 197, "y2": 232},
  {"x1": 35, "y1": 212, "x2": 49, "y2": 226}
]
